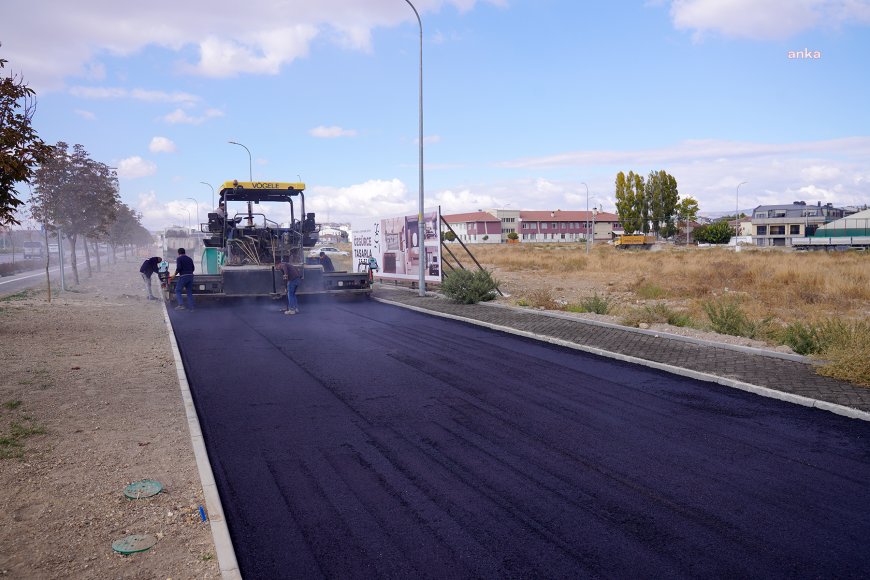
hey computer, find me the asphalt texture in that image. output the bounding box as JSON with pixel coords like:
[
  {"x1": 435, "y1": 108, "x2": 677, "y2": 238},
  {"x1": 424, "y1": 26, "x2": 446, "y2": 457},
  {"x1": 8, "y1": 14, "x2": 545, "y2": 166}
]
[{"x1": 168, "y1": 296, "x2": 870, "y2": 579}]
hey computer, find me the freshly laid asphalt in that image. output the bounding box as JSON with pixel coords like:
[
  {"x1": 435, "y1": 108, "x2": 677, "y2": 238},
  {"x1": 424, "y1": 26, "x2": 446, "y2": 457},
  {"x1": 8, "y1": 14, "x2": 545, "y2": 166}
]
[{"x1": 168, "y1": 291, "x2": 870, "y2": 579}]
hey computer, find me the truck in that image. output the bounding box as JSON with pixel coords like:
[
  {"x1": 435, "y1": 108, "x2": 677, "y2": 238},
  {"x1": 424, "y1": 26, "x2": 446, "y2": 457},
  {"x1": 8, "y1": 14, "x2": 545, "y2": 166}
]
[
  {"x1": 166, "y1": 181, "x2": 371, "y2": 300},
  {"x1": 613, "y1": 234, "x2": 656, "y2": 249}
]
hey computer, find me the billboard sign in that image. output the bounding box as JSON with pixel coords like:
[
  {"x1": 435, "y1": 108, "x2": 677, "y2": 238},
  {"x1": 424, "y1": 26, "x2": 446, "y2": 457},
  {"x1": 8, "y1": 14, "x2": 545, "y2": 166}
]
[{"x1": 352, "y1": 208, "x2": 441, "y2": 282}]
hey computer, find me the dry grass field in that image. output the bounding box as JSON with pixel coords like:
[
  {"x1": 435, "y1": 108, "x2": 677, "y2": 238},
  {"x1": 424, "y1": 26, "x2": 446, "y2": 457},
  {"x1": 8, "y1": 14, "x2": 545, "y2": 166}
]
[{"x1": 460, "y1": 243, "x2": 870, "y2": 387}]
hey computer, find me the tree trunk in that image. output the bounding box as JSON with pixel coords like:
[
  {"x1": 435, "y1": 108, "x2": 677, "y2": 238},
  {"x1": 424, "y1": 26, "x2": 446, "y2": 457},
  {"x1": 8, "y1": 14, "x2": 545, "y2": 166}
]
[
  {"x1": 92, "y1": 239, "x2": 101, "y2": 272},
  {"x1": 69, "y1": 234, "x2": 80, "y2": 285},
  {"x1": 83, "y1": 237, "x2": 93, "y2": 278}
]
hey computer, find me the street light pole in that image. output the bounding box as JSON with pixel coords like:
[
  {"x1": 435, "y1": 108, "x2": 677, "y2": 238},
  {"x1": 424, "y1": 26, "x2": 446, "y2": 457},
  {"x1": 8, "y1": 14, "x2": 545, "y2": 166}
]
[
  {"x1": 591, "y1": 206, "x2": 598, "y2": 251},
  {"x1": 736, "y1": 181, "x2": 747, "y2": 236},
  {"x1": 581, "y1": 182, "x2": 590, "y2": 254},
  {"x1": 404, "y1": 0, "x2": 426, "y2": 296},
  {"x1": 229, "y1": 141, "x2": 255, "y2": 222},
  {"x1": 228, "y1": 141, "x2": 253, "y2": 181},
  {"x1": 185, "y1": 197, "x2": 199, "y2": 231},
  {"x1": 200, "y1": 182, "x2": 215, "y2": 210}
]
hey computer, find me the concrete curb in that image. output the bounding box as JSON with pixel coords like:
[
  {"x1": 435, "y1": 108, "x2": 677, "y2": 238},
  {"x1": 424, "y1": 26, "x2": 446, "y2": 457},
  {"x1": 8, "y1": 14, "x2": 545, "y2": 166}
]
[
  {"x1": 374, "y1": 296, "x2": 870, "y2": 423},
  {"x1": 162, "y1": 305, "x2": 242, "y2": 579}
]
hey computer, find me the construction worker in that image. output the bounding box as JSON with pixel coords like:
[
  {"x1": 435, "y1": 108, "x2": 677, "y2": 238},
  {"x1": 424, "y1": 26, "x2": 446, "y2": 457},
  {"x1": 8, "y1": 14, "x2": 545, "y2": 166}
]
[
  {"x1": 139, "y1": 256, "x2": 162, "y2": 301},
  {"x1": 276, "y1": 258, "x2": 303, "y2": 315},
  {"x1": 174, "y1": 248, "x2": 195, "y2": 311},
  {"x1": 318, "y1": 251, "x2": 335, "y2": 272}
]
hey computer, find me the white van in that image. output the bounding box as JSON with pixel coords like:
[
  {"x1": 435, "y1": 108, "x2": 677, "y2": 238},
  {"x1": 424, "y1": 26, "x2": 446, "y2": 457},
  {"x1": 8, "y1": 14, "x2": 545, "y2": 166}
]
[{"x1": 22, "y1": 241, "x2": 44, "y2": 259}]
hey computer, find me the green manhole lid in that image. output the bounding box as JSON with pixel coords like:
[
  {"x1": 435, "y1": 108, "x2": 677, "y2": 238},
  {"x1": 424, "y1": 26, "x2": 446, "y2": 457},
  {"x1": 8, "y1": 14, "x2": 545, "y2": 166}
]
[
  {"x1": 123, "y1": 479, "x2": 163, "y2": 499},
  {"x1": 112, "y1": 534, "x2": 157, "y2": 555}
]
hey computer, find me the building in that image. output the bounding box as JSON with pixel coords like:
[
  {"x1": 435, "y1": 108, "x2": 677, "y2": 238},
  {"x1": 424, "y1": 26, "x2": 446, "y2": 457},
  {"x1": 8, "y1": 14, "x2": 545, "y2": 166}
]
[
  {"x1": 442, "y1": 209, "x2": 621, "y2": 244},
  {"x1": 751, "y1": 202, "x2": 845, "y2": 247},
  {"x1": 442, "y1": 211, "x2": 502, "y2": 243},
  {"x1": 518, "y1": 210, "x2": 620, "y2": 243},
  {"x1": 791, "y1": 208, "x2": 870, "y2": 249}
]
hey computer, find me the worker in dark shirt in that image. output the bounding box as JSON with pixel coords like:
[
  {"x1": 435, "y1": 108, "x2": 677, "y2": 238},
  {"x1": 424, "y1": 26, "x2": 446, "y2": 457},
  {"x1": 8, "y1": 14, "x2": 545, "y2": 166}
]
[
  {"x1": 139, "y1": 256, "x2": 162, "y2": 301},
  {"x1": 276, "y1": 259, "x2": 303, "y2": 315},
  {"x1": 174, "y1": 247, "x2": 195, "y2": 311},
  {"x1": 318, "y1": 251, "x2": 335, "y2": 272}
]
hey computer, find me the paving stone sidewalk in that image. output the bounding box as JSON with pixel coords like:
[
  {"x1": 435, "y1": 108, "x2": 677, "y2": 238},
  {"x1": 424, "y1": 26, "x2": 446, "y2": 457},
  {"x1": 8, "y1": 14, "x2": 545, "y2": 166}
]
[{"x1": 373, "y1": 285, "x2": 870, "y2": 416}]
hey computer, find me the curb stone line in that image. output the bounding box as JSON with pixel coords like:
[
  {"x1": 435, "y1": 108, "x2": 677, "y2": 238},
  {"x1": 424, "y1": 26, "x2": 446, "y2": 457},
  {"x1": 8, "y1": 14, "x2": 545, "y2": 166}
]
[
  {"x1": 374, "y1": 296, "x2": 870, "y2": 423},
  {"x1": 162, "y1": 305, "x2": 242, "y2": 579}
]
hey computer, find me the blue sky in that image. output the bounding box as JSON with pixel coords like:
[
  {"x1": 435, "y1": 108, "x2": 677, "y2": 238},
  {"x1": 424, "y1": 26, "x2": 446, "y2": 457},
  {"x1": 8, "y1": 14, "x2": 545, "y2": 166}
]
[{"x1": 4, "y1": 0, "x2": 869, "y2": 229}]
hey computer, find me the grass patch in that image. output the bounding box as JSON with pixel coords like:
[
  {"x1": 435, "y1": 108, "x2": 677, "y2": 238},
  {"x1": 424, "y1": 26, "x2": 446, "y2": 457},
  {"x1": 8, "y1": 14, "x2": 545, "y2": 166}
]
[
  {"x1": 703, "y1": 298, "x2": 756, "y2": 338},
  {"x1": 2, "y1": 400, "x2": 22, "y2": 410},
  {"x1": 634, "y1": 282, "x2": 667, "y2": 300},
  {"x1": 622, "y1": 303, "x2": 694, "y2": 327},
  {"x1": 0, "y1": 289, "x2": 34, "y2": 302},
  {"x1": 521, "y1": 288, "x2": 561, "y2": 310},
  {"x1": 0, "y1": 418, "x2": 47, "y2": 460},
  {"x1": 566, "y1": 293, "x2": 612, "y2": 315}
]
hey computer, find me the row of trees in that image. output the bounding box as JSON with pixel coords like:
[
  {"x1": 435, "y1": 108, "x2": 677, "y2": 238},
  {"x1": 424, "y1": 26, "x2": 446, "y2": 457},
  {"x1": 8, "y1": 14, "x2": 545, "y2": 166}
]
[
  {"x1": 2, "y1": 48, "x2": 153, "y2": 286},
  {"x1": 30, "y1": 142, "x2": 153, "y2": 284},
  {"x1": 614, "y1": 170, "x2": 699, "y2": 236}
]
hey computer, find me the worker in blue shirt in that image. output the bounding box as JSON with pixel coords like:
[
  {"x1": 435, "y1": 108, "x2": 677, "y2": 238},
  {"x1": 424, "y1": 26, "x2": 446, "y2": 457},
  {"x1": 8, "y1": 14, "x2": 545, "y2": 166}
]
[{"x1": 174, "y1": 247, "x2": 195, "y2": 311}]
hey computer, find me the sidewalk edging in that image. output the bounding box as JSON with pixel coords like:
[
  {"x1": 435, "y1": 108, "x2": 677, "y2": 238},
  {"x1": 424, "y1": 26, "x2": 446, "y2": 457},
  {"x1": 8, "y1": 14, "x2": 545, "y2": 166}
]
[
  {"x1": 374, "y1": 296, "x2": 870, "y2": 423},
  {"x1": 162, "y1": 305, "x2": 242, "y2": 579}
]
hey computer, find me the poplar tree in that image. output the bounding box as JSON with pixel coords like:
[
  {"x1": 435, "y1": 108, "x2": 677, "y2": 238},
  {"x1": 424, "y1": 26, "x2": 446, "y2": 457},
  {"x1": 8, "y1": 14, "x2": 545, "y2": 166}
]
[{"x1": 614, "y1": 170, "x2": 645, "y2": 234}]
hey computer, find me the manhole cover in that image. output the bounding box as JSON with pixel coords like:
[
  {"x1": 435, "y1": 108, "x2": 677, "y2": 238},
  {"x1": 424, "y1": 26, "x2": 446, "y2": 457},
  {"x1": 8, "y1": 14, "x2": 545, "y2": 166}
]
[
  {"x1": 112, "y1": 534, "x2": 157, "y2": 555},
  {"x1": 123, "y1": 479, "x2": 163, "y2": 499}
]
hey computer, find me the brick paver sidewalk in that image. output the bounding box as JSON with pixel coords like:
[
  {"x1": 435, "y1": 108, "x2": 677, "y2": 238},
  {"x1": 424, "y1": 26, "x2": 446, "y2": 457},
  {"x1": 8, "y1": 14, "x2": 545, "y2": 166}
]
[{"x1": 373, "y1": 285, "x2": 870, "y2": 417}]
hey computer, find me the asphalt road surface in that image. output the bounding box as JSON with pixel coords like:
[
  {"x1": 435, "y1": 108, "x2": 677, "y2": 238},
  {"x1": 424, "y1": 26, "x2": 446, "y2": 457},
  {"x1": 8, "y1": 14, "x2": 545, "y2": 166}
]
[{"x1": 168, "y1": 297, "x2": 870, "y2": 579}]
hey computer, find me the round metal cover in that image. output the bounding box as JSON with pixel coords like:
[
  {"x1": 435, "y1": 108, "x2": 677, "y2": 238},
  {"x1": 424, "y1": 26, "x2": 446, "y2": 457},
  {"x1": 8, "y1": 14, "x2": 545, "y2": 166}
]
[
  {"x1": 123, "y1": 479, "x2": 163, "y2": 499},
  {"x1": 112, "y1": 534, "x2": 157, "y2": 555}
]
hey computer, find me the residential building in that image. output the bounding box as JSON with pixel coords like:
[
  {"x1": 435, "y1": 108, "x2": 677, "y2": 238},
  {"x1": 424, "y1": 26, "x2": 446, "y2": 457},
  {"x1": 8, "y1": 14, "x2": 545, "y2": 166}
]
[
  {"x1": 442, "y1": 208, "x2": 621, "y2": 244},
  {"x1": 751, "y1": 202, "x2": 845, "y2": 247},
  {"x1": 442, "y1": 211, "x2": 502, "y2": 243},
  {"x1": 518, "y1": 210, "x2": 620, "y2": 243},
  {"x1": 486, "y1": 208, "x2": 521, "y2": 239}
]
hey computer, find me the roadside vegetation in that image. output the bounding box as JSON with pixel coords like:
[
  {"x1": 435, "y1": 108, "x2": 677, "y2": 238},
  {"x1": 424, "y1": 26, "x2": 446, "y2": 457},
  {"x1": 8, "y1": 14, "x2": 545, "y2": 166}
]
[
  {"x1": 1, "y1": 399, "x2": 46, "y2": 460},
  {"x1": 466, "y1": 243, "x2": 870, "y2": 386}
]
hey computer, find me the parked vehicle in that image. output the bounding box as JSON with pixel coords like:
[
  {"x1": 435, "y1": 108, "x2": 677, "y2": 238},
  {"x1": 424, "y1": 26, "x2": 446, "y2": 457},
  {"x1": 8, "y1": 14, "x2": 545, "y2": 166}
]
[
  {"x1": 613, "y1": 234, "x2": 655, "y2": 249},
  {"x1": 22, "y1": 241, "x2": 44, "y2": 259},
  {"x1": 308, "y1": 246, "x2": 348, "y2": 257}
]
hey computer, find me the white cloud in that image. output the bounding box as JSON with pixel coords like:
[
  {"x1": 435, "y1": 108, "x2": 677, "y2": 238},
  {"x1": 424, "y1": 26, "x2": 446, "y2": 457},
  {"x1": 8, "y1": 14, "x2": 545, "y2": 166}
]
[
  {"x1": 69, "y1": 86, "x2": 200, "y2": 104},
  {"x1": 309, "y1": 125, "x2": 358, "y2": 138},
  {"x1": 117, "y1": 156, "x2": 158, "y2": 179},
  {"x1": 74, "y1": 109, "x2": 96, "y2": 120},
  {"x1": 163, "y1": 107, "x2": 224, "y2": 124},
  {"x1": 149, "y1": 137, "x2": 177, "y2": 153},
  {"x1": 668, "y1": 0, "x2": 870, "y2": 41},
  {"x1": 3, "y1": 1, "x2": 504, "y2": 90},
  {"x1": 306, "y1": 179, "x2": 412, "y2": 220}
]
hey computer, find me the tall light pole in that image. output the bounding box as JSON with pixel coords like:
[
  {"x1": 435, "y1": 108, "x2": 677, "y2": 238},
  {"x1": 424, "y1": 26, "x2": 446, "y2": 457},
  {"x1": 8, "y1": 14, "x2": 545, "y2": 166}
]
[
  {"x1": 591, "y1": 206, "x2": 598, "y2": 251},
  {"x1": 185, "y1": 197, "x2": 200, "y2": 230},
  {"x1": 200, "y1": 182, "x2": 215, "y2": 210},
  {"x1": 581, "y1": 182, "x2": 590, "y2": 254},
  {"x1": 228, "y1": 141, "x2": 253, "y2": 182},
  {"x1": 229, "y1": 141, "x2": 254, "y2": 221},
  {"x1": 736, "y1": 181, "x2": 748, "y2": 236},
  {"x1": 404, "y1": 0, "x2": 426, "y2": 296}
]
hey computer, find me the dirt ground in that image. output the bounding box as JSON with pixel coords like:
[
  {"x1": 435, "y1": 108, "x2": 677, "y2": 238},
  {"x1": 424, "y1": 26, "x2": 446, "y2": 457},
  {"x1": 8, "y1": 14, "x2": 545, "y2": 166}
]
[{"x1": 0, "y1": 258, "x2": 220, "y2": 579}]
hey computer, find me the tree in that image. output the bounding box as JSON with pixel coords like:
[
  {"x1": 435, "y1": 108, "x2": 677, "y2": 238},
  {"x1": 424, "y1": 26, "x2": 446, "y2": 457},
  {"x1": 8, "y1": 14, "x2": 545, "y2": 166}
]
[
  {"x1": 694, "y1": 220, "x2": 734, "y2": 244},
  {"x1": 31, "y1": 142, "x2": 120, "y2": 285},
  {"x1": 645, "y1": 170, "x2": 679, "y2": 236},
  {"x1": 614, "y1": 171, "x2": 645, "y2": 234},
  {"x1": 676, "y1": 196, "x2": 700, "y2": 223},
  {"x1": 0, "y1": 48, "x2": 52, "y2": 225}
]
